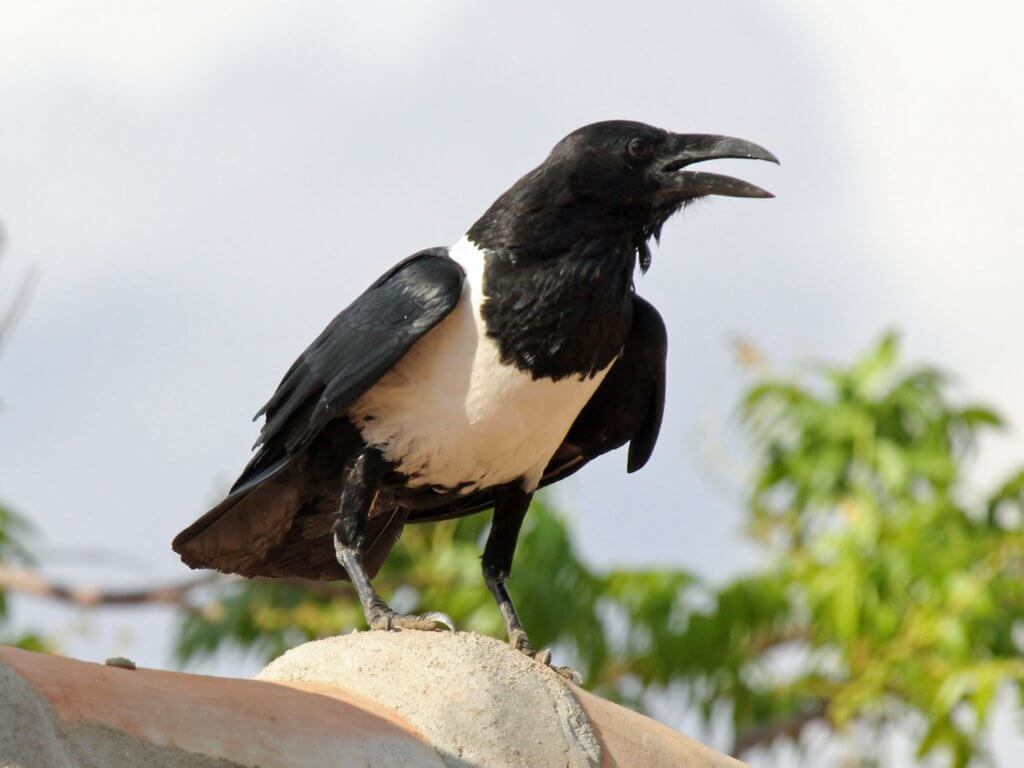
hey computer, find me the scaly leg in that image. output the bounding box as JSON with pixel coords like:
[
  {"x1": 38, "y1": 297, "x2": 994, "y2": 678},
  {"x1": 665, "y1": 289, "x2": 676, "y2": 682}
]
[
  {"x1": 483, "y1": 489, "x2": 578, "y2": 679},
  {"x1": 334, "y1": 449, "x2": 454, "y2": 631},
  {"x1": 482, "y1": 489, "x2": 536, "y2": 654}
]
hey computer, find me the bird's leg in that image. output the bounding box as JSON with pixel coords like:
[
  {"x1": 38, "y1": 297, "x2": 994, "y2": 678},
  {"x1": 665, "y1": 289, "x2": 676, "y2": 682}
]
[
  {"x1": 483, "y1": 489, "x2": 536, "y2": 656},
  {"x1": 333, "y1": 449, "x2": 454, "y2": 632},
  {"x1": 484, "y1": 490, "x2": 578, "y2": 680}
]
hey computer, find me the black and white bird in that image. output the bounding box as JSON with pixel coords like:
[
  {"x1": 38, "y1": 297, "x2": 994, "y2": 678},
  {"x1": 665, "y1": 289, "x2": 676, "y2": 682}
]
[{"x1": 173, "y1": 120, "x2": 776, "y2": 658}]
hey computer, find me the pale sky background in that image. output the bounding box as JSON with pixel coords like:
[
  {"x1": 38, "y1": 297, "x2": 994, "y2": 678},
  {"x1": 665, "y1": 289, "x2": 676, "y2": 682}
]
[{"x1": 1, "y1": 1, "x2": 1023, "y2": 764}]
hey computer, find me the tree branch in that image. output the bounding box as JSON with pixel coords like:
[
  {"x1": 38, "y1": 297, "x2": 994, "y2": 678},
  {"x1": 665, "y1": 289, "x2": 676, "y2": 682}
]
[
  {"x1": 748, "y1": 626, "x2": 812, "y2": 654},
  {"x1": 0, "y1": 565, "x2": 221, "y2": 608},
  {"x1": 733, "y1": 702, "x2": 829, "y2": 756}
]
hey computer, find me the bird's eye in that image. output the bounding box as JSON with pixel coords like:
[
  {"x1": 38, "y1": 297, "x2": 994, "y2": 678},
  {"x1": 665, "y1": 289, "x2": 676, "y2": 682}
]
[{"x1": 627, "y1": 137, "x2": 651, "y2": 160}]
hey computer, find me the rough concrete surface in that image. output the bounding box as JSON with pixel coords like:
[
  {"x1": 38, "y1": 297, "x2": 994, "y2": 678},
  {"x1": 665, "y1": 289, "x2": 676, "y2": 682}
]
[
  {"x1": 259, "y1": 630, "x2": 603, "y2": 768},
  {"x1": 0, "y1": 659, "x2": 76, "y2": 768}
]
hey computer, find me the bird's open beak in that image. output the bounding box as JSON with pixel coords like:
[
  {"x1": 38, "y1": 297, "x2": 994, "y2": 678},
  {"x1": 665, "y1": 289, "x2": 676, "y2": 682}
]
[{"x1": 656, "y1": 134, "x2": 778, "y2": 200}]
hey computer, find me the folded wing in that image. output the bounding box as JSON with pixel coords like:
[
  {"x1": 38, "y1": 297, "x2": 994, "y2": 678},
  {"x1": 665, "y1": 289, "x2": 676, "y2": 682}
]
[{"x1": 172, "y1": 248, "x2": 466, "y2": 574}]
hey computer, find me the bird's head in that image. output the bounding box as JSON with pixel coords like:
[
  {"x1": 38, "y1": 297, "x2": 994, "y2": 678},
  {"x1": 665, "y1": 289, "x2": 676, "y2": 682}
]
[{"x1": 469, "y1": 120, "x2": 777, "y2": 271}]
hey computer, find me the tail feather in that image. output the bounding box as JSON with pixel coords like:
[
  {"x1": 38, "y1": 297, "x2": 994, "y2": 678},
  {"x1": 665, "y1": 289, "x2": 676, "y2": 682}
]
[
  {"x1": 173, "y1": 469, "x2": 410, "y2": 581},
  {"x1": 249, "y1": 502, "x2": 409, "y2": 580},
  {"x1": 172, "y1": 472, "x2": 303, "y2": 577}
]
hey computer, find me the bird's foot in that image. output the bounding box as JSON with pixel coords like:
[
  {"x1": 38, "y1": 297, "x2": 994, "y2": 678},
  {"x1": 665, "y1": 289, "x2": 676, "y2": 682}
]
[
  {"x1": 509, "y1": 628, "x2": 537, "y2": 656},
  {"x1": 540, "y1": 656, "x2": 581, "y2": 683},
  {"x1": 508, "y1": 630, "x2": 580, "y2": 682},
  {"x1": 368, "y1": 608, "x2": 456, "y2": 632}
]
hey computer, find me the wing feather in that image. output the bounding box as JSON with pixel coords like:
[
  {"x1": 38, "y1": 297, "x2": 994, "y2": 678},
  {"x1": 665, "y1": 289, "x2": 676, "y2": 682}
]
[
  {"x1": 236, "y1": 247, "x2": 465, "y2": 489},
  {"x1": 176, "y1": 248, "x2": 464, "y2": 574}
]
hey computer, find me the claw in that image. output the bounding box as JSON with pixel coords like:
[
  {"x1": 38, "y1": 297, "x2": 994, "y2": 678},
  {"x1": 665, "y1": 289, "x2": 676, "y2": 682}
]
[
  {"x1": 509, "y1": 629, "x2": 536, "y2": 657},
  {"x1": 413, "y1": 611, "x2": 457, "y2": 632},
  {"x1": 524, "y1": 645, "x2": 582, "y2": 683},
  {"x1": 369, "y1": 610, "x2": 456, "y2": 632},
  {"x1": 552, "y1": 665, "x2": 582, "y2": 683}
]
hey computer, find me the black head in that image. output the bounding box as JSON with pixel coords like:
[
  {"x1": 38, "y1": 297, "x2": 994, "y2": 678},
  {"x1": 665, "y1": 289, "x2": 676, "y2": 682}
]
[{"x1": 469, "y1": 119, "x2": 777, "y2": 271}]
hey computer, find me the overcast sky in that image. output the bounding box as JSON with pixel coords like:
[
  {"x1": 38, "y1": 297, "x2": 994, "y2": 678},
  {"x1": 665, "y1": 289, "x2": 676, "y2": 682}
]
[{"x1": 2, "y1": 1, "x2": 1023, "y2": 760}]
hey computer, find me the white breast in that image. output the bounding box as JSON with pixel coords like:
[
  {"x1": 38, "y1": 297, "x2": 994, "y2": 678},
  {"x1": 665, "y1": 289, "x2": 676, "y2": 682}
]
[{"x1": 349, "y1": 236, "x2": 612, "y2": 494}]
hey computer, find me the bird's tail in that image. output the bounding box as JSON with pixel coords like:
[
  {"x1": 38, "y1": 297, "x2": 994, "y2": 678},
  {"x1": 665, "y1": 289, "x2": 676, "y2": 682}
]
[
  {"x1": 173, "y1": 460, "x2": 409, "y2": 581},
  {"x1": 172, "y1": 467, "x2": 303, "y2": 577}
]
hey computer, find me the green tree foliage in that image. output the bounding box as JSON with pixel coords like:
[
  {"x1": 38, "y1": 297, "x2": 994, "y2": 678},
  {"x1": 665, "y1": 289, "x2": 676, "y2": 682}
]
[
  {"x1": 710, "y1": 333, "x2": 1024, "y2": 765},
  {"x1": 0, "y1": 504, "x2": 50, "y2": 652}
]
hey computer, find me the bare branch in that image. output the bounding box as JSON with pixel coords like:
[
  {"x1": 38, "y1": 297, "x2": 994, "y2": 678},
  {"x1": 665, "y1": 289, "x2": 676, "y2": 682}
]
[
  {"x1": 0, "y1": 565, "x2": 221, "y2": 608},
  {"x1": 733, "y1": 702, "x2": 828, "y2": 757},
  {"x1": 748, "y1": 626, "x2": 812, "y2": 655}
]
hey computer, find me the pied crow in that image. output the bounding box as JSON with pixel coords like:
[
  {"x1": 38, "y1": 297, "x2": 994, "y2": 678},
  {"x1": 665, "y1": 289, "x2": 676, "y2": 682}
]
[{"x1": 173, "y1": 120, "x2": 776, "y2": 660}]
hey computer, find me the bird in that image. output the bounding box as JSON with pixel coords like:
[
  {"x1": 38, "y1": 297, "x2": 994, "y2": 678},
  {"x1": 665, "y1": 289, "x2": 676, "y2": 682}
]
[{"x1": 172, "y1": 120, "x2": 776, "y2": 660}]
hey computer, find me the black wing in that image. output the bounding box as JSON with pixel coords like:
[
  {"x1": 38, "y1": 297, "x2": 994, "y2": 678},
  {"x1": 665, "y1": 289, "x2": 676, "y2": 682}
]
[
  {"x1": 233, "y1": 247, "x2": 466, "y2": 492},
  {"x1": 407, "y1": 294, "x2": 666, "y2": 523},
  {"x1": 173, "y1": 248, "x2": 464, "y2": 574},
  {"x1": 543, "y1": 294, "x2": 666, "y2": 481}
]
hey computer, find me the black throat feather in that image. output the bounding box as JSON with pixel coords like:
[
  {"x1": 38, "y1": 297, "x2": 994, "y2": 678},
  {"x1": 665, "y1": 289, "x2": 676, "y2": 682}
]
[
  {"x1": 475, "y1": 237, "x2": 637, "y2": 381},
  {"x1": 466, "y1": 173, "x2": 668, "y2": 380}
]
